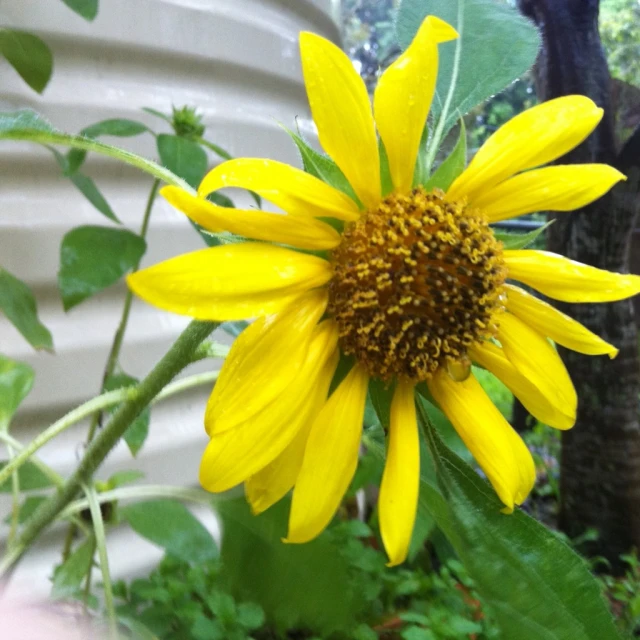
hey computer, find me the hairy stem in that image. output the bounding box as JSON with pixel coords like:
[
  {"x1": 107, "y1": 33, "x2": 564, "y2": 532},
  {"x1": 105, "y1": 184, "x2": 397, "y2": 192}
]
[
  {"x1": 86, "y1": 179, "x2": 161, "y2": 444},
  {"x1": 0, "y1": 369, "x2": 220, "y2": 491},
  {"x1": 0, "y1": 320, "x2": 217, "y2": 576}
]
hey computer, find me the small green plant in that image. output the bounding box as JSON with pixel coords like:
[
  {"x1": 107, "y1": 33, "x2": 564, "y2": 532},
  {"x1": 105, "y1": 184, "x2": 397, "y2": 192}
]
[{"x1": 600, "y1": 551, "x2": 640, "y2": 637}]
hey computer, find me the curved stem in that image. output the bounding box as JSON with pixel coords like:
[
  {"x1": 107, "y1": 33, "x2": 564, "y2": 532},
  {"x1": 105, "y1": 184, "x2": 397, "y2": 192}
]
[
  {"x1": 61, "y1": 485, "x2": 213, "y2": 519},
  {"x1": 83, "y1": 483, "x2": 117, "y2": 638},
  {"x1": 0, "y1": 370, "x2": 220, "y2": 492},
  {"x1": 7, "y1": 444, "x2": 20, "y2": 546},
  {"x1": 0, "y1": 320, "x2": 217, "y2": 576},
  {"x1": 0, "y1": 390, "x2": 133, "y2": 491},
  {"x1": 86, "y1": 178, "x2": 161, "y2": 444},
  {"x1": 0, "y1": 129, "x2": 194, "y2": 194}
]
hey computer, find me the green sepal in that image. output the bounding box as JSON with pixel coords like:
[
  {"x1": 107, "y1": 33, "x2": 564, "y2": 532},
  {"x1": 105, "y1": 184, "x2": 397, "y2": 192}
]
[
  {"x1": 493, "y1": 220, "x2": 552, "y2": 250},
  {"x1": 423, "y1": 120, "x2": 466, "y2": 192}
]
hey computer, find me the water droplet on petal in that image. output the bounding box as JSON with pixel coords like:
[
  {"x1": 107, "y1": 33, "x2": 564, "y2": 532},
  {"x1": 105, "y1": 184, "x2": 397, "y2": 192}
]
[{"x1": 446, "y1": 358, "x2": 471, "y2": 382}]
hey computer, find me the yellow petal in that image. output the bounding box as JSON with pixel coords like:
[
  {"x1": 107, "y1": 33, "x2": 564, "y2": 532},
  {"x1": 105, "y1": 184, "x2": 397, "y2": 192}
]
[
  {"x1": 126, "y1": 243, "x2": 332, "y2": 320},
  {"x1": 205, "y1": 290, "x2": 329, "y2": 435},
  {"x1": 198, "y1": 159, "x2": 359, "y2": 221},
  {"x1": 286, "y1": 364, "x2": 369, "y2": 543},
  {"x1": 199, "y1": 321, "x2": 339, "y2": 492},
  {"x1": 469, "y1": 341, "x2": 575, "y2": 430},
  {"x1": 473, "y1": 164, "x2": 625, "y2": 222},
  {"x1": 379, "y1": 380, "x2": 419, "y2": 567},
  {"x1": 506, "y1": 284, "x2": 618, "y2": 358},
  {"x1": 497, "y1": 312, "x2": 577, "y2": 428},
  {"x1": 448, "y1": 96, "x2": 603, "y2": 201},
  {"x1": 161, "y1": 186, "x2": 341, "y2": 250},
  {"x1": 428, "y1": 371, "x2": 535, "y2": 511},
  {"x1": 300, "y1": 32, "x2": 381, "y2": 209},
  {"x1": 374, "y1": 16, "x2": 457, "y2": 193},
  {"x1": 505, "y1": 250, "x2": 640, "y2": 302},
  {"x1": 245, "y1": 348, "x2": 339, "y2": 514}
]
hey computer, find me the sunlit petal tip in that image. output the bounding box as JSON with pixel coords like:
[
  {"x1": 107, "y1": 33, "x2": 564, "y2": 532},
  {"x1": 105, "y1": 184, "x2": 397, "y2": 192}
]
[
  {"x1": 476, "y1": 164, "x2": 628, "y2": 223},
  {"x1": 449, "y1": 96, "x2": 607, "y2": 201},
  {"x1": 497, "y1": 312, "x2": 577, "y2": 424},
  {"x1": 422, "y1": 14, "x2": 459, "y2": 42},
  {"x1": 379, "y1": 380, "x2": 419, "y2": 567},
  {"x1": 505, "y1": 250, "x2": 640, "y2": 303},
  {"x1": 374, "y1": 15, "x2": 456, "y2": 195},
  {"x1": 287, "y1": 365, "x2": 369, "y2": 544},
  {"x1": 299, "y1": 27, "x2": 381, "y2": 209},
  {"x1": 428, "y1": 372, "x2": 535, "y2": 511}
]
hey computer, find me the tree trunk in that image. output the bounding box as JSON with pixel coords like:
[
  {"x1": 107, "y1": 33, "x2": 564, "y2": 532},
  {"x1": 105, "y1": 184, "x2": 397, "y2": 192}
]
[{"x1": 518, "y1": 0, "x2": 640, "y2": 570}]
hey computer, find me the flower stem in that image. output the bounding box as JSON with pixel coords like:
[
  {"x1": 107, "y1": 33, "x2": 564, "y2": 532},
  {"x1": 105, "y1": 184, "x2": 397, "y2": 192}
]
[
  {"x1": 86, "y1": 178, "x2": 161, "y2": 444},
  {"x1": 0, "y1": 370, "x2": 220, "y2": 491},
  {"x1": 83, "y1": 483, "x2": 117, "y2": 638},
  {"x1": 0, "y1": 369, "x2": 220, "y2": 491},
  {"x1": 61, "y1": 485, "x2": 213, "y2": 519},
  {"x1": 0, "y1": 320, "x2": 217, "y2": 576},
  {"x1": 7, "y1": 444, "x2": 20, "y2": 546}
]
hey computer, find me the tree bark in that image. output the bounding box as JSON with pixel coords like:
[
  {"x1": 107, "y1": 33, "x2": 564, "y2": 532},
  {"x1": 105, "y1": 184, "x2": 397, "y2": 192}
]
[{"x1": 518, "y1": 0, "x2": 640, "y2": 570}]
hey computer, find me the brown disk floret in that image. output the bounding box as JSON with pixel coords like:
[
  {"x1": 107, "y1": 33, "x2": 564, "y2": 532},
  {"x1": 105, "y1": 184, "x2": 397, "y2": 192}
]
[{"x1": 327, "y1": 187, "x2": 507, "y2": 381}]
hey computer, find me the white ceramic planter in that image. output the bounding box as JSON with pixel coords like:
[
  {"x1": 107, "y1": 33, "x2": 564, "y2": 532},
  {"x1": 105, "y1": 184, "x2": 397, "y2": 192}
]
[{"x1": 0, "y1": 0, "x2": 340, "y2": 597}]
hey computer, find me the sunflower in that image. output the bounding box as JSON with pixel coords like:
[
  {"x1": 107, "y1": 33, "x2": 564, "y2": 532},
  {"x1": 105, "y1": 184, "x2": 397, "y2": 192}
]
[{"x1": 128, "y1": 16, "x2": 638, "y2": 565}]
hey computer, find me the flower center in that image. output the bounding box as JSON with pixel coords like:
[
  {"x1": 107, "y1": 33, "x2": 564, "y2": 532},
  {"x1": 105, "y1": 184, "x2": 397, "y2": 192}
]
[{"x1": 327, "y1": 187, "x2": 507, "y2": 382}]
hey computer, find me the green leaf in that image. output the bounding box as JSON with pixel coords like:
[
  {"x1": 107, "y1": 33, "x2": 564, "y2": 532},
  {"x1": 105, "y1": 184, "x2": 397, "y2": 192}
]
[
  {"x1": 67, "y1": 118, "x2": 150, "y2": 173},
  {"x1": 82, "y1": 119, "x2": 148, "y2": 139},
  {"x1": 401, "y1": 626, "x2": 436, "y2": 640},
  {"x1": 0, "y1": 110, "x2": 193, "y2": 191},
  {"x1": 191, "y1": 616, "x2": 226, "y2": 640},
  {"x1": 0, "y1": 109, "x2": 54, "y2": 134},
  {"x1": 216, "y1": 497, "x2": 359, "y2": 634},
  {"x1": 199, "y1": 138, "x2": 232, "y2": 161},
  {"x1": 0, "y1": 461, "x2": 52, "y2": 492},
  {"x1": 493, "y1": 221, "x2": 552, "y2": 250},
  {"x1": 379, "y1": 138, "x2": 394, "y2": 197},
  {"x1": 58, "y1": 225, "x2": 146, "y2": 310},
  {"x1": 69, "y1": 171, "x2": 120, "y2": 221},
  {"x1": 412, "y1": 125, "x2": 430, "y2": 187},
  {"x1": 0, "y1": 267, "x2": 53, "y2": 351},
  {"x1": 104, "y1": 373, "x2": 149, "y2": 456},
  {"x1": 3, "y1": 495, "x2": 47, "y2": 524},
  {"x1": 157, "y1": 134, "x2": 208, "y2": 189},
  {"x1": 396, "y1": 0, "x2": 540, "y2": 137},
  {"x1": 142, "y1": 107, "x2": 173, "y2": 126},
  {"x1": 407, "y1": 491, "x2": 436, "y2": 562},
  {"x1": 60, "y1": 0, "x2": 99, "y2": 20},
  {"x1": 0, "y1": 354, "x2": 34, "y2": 430},
  {"x1": 423, "y1": 120, "x2": 466, "y2": 191},
  {"x1": 106, "y1": 470, "x2": 145, "y2": 489},
  {"x1": 284, "y1": 126, "x2": 360, "y2": 203},
  {"x1": 121, "y1": 500, "x2": 218, "y2": 564},
  {"x1": 51, "y1": 537, "x2": 94, "y2": 599},
  {"x1": 368, "y1": 378, "x2": 396, "y2": 430},
  {"x1": 0, "y1": 29, "x2": 53, "y2": 94},
  {"x1": 417, "y1": 400, "x2": 624, "y2": 640},
  {"x1": 49, "y1": 147, "x2": 120, "y2": 222},
  {"x1": 237, "y1": 602, "x2": 266, "y2": 630}
]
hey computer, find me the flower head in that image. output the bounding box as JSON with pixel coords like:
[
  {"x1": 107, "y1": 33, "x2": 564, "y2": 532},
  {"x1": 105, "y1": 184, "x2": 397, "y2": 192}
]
[{"x1": 128, "y1": 16, "x2": 636, "y2": 565}]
